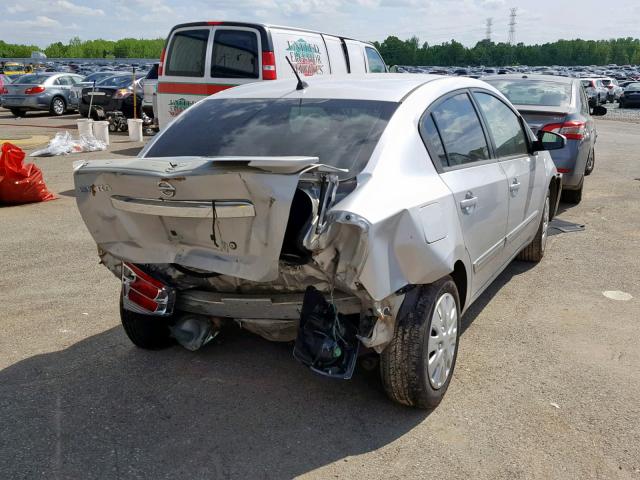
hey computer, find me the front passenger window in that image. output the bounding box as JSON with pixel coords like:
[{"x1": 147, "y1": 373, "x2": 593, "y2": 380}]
[
  {"x1": 474, "y1": 92, "x2": 528, "y2": 158},
  {"x1": 430, "y1": 93, "x2": 490, "y2": 167}
]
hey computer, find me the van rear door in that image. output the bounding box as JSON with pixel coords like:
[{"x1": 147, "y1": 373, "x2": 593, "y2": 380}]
[{"x1": 158, "y1": 24, "x2": 264, "y2": 129}]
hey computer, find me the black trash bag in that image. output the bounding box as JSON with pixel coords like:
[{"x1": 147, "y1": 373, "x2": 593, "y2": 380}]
[{"x1": 293, "y1": 286, "x2": 359, "y2": 380}]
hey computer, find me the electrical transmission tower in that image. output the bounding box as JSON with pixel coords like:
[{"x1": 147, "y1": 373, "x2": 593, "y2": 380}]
[
  {"x1": 485, "y1": 18, "x2": 493, "y2": 42},
  {"x1": 508, "y1": 8, "x2": 517, "y2": 45}
]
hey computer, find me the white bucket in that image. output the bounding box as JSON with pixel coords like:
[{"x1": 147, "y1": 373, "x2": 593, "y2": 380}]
[
  {"x1": 127, "y1": 118, "x2": 144, "y2": 142},
  {"x1": 77, "y1": 119, "x2": 94, "y2": 138},
  {"x1": 93, "y1": 121, "x2": 110, "y2": 146}
]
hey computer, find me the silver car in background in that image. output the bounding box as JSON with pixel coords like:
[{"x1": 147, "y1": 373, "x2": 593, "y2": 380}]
[
  {"x1": 74, "y1": 75, "x2": 563, "y2": 408},
  {"x1": 1, "y1": 72, "x2": 83, "y2": 117}
]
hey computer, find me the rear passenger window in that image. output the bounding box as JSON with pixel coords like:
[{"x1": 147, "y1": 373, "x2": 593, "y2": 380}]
[
  {"x1": 212, "y1": 30, "x2": 259, "y2": 78},
  {"x1": 365, "y1": 47, "x2": 386, "y2": 73},
  {"x1": 474, "y1": 92, "x2": 528, "y2": 158},
  {"x1": 166, "y1": 29, "x2": 209, "y2": 77},
  {"x1": 431, "y1": 93, "x2": 490, "y2": 167},
  {"x1": 419, "y1": 114, "x2": 448, "y2": 167}
]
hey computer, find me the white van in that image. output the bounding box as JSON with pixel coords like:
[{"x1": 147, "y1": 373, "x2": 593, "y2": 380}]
[{"x1": 156, "y1": 21, "x2": 388, "y2": 129}]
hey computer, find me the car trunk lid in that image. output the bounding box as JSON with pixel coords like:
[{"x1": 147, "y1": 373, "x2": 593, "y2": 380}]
[
  {"x1": 517, "y1": 107, "x2": 568, "y2": 135},
  {"x1": 74, "y1": 156, "x2": 321, "y2": 282}
]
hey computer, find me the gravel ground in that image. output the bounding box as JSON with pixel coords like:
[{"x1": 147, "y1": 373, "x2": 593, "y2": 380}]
[
  {"x1": 600, "y1": 101, "x2": 640, "y2": 123},
  {"x1": 0, "y1": 109, "x2": 639, "y2": 480}
]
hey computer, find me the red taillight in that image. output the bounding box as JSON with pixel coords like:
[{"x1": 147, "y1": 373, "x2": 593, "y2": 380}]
[
  {"x1": 0, "y1": 87, "x2": 7, "y2": 94},
  {"x1": 158, "y1": 47, "x2": 166, "y2": 76},
  {"x1": 607, "y1": 85, "x2": 613, "y2": 89},
  {"x1": 24, "y1": 85, "x2": 45, "y2": 95},
  {"x1": 557, "y1": 168, "x2": 571, "y2": 173},
  {"x1": 262, "y1": 51, "x2": 277, "y2": 80},
  {"x1": 207, "y1": 21, "x2": 222, "y2": 25},
  {"x1": 122, "y1": 262, "x2": 174, "y2": 315},
  {"x1": 542, "y1": 121, "x2": 586, "y2": 141}
]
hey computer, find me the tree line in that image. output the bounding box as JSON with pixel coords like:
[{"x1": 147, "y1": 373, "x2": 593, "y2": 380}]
[
  {"x1": 2, "y1": 35, "x2": 640, "y2": 65},
  {"x1": 373, "y1": 37, "x2": 640, "y2": 66},
  {"x1": 0, "y1": 37, "x2": 164, "y2": 59}
]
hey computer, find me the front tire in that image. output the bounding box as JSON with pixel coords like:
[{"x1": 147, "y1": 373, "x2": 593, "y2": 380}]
[
  {"x1": 518, "y1": 192, "x2": 549, "y2": 262},
  {"x1": 50, "y1": 96, "x2": 66, "y2": 116},
  {"x1": 120, "y1": 297, "x2": 175, "y2": 350},
  {"x1": 380, "y1": 277, "x2": 460, "y2": 409}
]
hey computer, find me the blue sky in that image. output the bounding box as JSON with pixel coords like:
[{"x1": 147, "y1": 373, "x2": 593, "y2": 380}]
[{"x1": 1, "y1": 0, "x2": 640, "y2": 47}]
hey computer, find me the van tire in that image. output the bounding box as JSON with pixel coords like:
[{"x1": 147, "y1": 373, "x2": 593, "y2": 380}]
[
  {"x1": 380, "y1": 277, "x2": 460, "y2": 409},
  {"x1": 120, "y1": 297, "x2": 175, "y2": 350}
]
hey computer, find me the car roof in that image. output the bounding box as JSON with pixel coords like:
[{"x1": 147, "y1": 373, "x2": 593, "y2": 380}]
[
  {"x1": 482, "y1": 73, "x2": 576, "y2": 84},
  {"x1": 212, "y1": 74, "x2": 492, "y2": 102}
]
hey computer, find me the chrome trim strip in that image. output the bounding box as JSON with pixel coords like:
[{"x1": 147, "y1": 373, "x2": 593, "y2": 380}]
[
  {"x1": 111, "y1": 196, "x2": 255, "y2": 219},
  {"x1": 473, "y1": 238, "x2": 504, "y2": 273},
  {"x1": 506, "y1": 210, "x2": 539, "y2": 244}
]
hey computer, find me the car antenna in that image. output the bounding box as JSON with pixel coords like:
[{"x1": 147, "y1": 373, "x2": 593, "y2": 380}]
[{"x1": 285, "y1": 56, "x2": 308, "y2": 91}]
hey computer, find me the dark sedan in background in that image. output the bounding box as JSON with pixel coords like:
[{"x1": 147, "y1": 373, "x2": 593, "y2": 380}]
[
  {"x1": 79, "y1": 73, "x2": 145, "y2": 119},
  {"x1": 484, "y1": 74, "x2": 606, "y2": 204},
  {"x1": 0, "y1": 72, "x2": 83, "y2": 117},
  {"x1": 619, "y1": 82, "x2": 640, "y2": 108}
]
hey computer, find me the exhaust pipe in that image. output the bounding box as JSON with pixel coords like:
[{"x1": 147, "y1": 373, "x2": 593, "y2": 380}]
[{"x1": 169, "y1": 314, "x2": 219, "y2": 351}]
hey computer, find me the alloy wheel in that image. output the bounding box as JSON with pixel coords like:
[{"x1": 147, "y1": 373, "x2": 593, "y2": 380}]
[{"x1": 427, "y1": 292, "x2": 458, "y2": 389}]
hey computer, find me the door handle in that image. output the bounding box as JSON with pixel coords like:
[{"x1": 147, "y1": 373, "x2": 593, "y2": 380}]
[
  {"x1": 460, "y1": 193, "x2": 478, "y2": 214},
  {"x1": 510, "y1": 178, "x2": 521, "y2": 194}
]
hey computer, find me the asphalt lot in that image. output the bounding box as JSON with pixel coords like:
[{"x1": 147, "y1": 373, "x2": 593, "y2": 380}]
[{"x1": 0, "y1": 108, "x2": 639, "y2": 480}]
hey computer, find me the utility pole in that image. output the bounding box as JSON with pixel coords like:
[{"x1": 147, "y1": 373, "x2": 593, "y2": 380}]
[
  {"x1": 508, "y1": 8, "x2": 517, "y2": 45},
  {"x1": 485, "y1": 17, "x2": 493, "y2": 42}
]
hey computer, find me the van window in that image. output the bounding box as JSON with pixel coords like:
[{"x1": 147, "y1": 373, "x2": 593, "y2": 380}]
[
  {"x1": 211, "y1": 30, "x2": 259, "y2": 79},
  {"x1": 145, "y1": 64, "x2": 159, "y2": 80},
  {"x1": 166, "y1": 29, "x2": 209, "y2": 77},
  {"x1": 365, "y1": 47, "x2": 386, "y2": 73}
]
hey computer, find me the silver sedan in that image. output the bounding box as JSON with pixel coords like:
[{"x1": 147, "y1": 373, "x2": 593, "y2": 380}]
[
  {"x1": 1, "y1": 72, "x2": 83, "y2": 117},
  {"x1": 74, "y1": 75, "x2": 563, "y2": 408}
]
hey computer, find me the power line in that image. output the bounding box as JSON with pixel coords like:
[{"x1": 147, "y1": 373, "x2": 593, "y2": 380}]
[
  {"x1": 508, "y1": 8, "x2": 517, "y2": 45},
  {"x1": 485, "y1": 17, "x2": 493, "y2": 42}
]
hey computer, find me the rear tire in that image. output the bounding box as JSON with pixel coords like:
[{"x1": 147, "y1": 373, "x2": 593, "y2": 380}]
[
  {"x1": 585, "y1": 149, "x2": 595, "y2": 176},
  {"x1": 562, "y1": 184, "x2": 583, "y2": 204},
  {"x1": 50, "y1": 96, "x2": 66, "y2": 116},
  {"x1": 380, "y1": 277, "x2": 460, "y2": 409},
  {"x1": 120, "y1": 297, "x2": 175, "y2": 350},
  {"x1": 518, "y1": 192, "x2": 549, "y2": 262},
  {"x1": 9, "y1": 108, "x2": 25, "y2": 117}
]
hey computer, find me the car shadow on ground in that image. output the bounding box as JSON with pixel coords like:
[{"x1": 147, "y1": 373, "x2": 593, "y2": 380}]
[
  {"x1": 0, "y1": 259, "x2": 540, "y2": 478},
  {"x1": 0, "y1": 325, "x2": 427, "y2": 479}
]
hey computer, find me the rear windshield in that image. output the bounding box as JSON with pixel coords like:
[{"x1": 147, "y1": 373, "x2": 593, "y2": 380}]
[
  {"x1": 84, "y1": 72, "x2": 116, "y2": 82},
  {"x1": 14, "y1": 74, "x2": 49, "y2": 84},
  {"x1": 625, "y1": 82, "x2": 640, "y2": 89},
  {"x1": 146, "y1": 98, "x2": 398, "y2": 178},
  {"x1": 97, "y1": 74, "x2": 142, "y2": 87},
  {"x1": 166, "y1": 29, "x2": 209, "y2": 77},
  {"x1": 3, "y1": 65, "x2": 24, "y2": 72},
  {"x1": 485, "y1": 79, "x2": 572, "y2": 107}
]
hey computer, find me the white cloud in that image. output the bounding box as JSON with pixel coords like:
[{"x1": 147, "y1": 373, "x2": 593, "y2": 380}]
[{"x1": 53, "y1": 0, "x2": 105, "y2": 16}]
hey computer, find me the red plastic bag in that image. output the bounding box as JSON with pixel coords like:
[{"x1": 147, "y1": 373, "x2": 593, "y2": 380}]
[{"x1": 0, "y1": 142, "x2": 56, "y2": 204}]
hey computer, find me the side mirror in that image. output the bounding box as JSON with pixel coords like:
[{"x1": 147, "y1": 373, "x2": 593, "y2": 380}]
[
  {"x1": 532, "y1": 131, "x2": 566, "y2": 152},
  {"x1": 591, "y1": 105, "x2": 607, "y2": 116}
]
